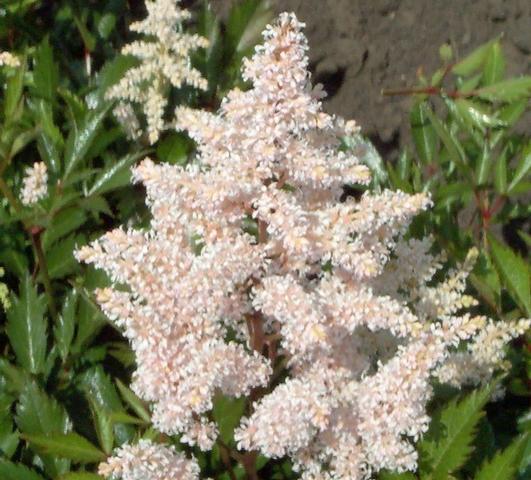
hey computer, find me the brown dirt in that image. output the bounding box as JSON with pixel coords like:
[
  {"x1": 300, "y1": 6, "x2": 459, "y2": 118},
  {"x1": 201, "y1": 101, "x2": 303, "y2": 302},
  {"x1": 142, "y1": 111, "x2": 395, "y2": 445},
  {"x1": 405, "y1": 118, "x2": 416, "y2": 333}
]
[{"x1": 214, "y1": 0, "x2": 531, "y2": 155}]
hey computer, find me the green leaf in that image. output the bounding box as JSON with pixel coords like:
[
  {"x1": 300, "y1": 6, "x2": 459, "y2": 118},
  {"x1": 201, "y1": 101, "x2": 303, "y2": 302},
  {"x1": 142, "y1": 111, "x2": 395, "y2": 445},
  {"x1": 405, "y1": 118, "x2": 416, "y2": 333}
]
[
  {"x1": 483, "y1": 41, "x2": 505, "y2": 85},
  {"x1": 88, "y1": 54, "x2": 138, "y2": 109},
  {"x1": 454, "y1": 99, "x2": 506, "y2": 131},
  {"x1": 116, "y1": 379, "x2": 151, "y2": 423},
  {"x1": 33, "y1": 100, "x2": 63, "y2": 173},
  {"x1": 31, "y1": 38, "x2": 59, "y2": 102},
  {"x1": 87, "y1": 151, "x2": 146, "y2": 196},
  {"x1": 488, "y1": 235, "x2": 531, "y2": 316},
  {"x1": 477, "y1": 77, "x2": 531, "y2": 102},
  {"x1": 213, "y1": 394, "x2": 246, "y2": 444},
  {"x1": 22, "y1": 432, "x2": 106, "y2": 463},
  {"x1": 16, "y1": 382, "x2": 70, "y2": 435},
  {"x1": 424, "y1": 106, "x2": 472, "y2": 179},
  {"x1": 63, "y1": 104, "x2": 111, "y2": 181},
  {"x1": 494, "y1": 147, "x2": 508, "y2": 194},
  {"x1": 226, "y1": 0, "x2": 273, "y2": 57},
  {"x1": 508, "y1": 142, "x2": 531, "y2": 195},
  {"x1": 419, "y1": 383, "x2": 495, "y2": 480},
  {"x1": 474, "y1": 435, "x2": 528, "y2": 480},
  {"x1": 6, "y1": 273, "x2": 47, "y2": 374},
  {"x1": 46, "y1": 234, "x2": 82, "y2": 279},
  {"x1": 70, "y1": 294, "x2": 106, "y2": 354},
  {"x1": 73, "y1": 14, "x2": 96, "y2": 52},
  {"x1": 0, "y1": 359, "x2": 32, "y2": 394},
  {"x1": 470, "y1": 252, "x2": 501, "y2": 310},
  {"x1": 16, "y1": 382, "x2": 71, "y2": 476},
  {"x1": 379, "y1": 472, "x2": 416, "y2": 480},
  {"x1": 0, "y1": 460, "x2": 45, "y2": 480},
  {"x1": 43, "y1": 207, "x2": 87, "y2": 250},
  {"x1": 59, "y1": 473, "x2": 103, "y2": 480},
  {"x1": 97, "y1": 13, "x2": 116, "y2": 40},
  {"x1": 59, "y1": 88, "x2": 88, "y2": 124},
  {"x1": 156, "y1": 132, "x2": 192, "y2": 165},
  {"x1": 453, "y1": 39, "x2": 496, "y2": 77},
  {"x1": 475, "y1": 142, "x2": 491, "y2": 186},
  {"x1": 411, "y1": 102, "x2": 438, "y2": 164},
  {"x1": 343, "y1": 134, "x2": 387, "y2": 188},
  {"x1": 80, "y1": 367, "x2": 135, "y2": 445},
  {"x1": 3, "y1": 57, "x2": 25, "y2": 121},
  {"x1": 88, "y1": 399, "x2": 114, "y2": 455},
  {"x1": 0, "y1": 399, "x2": 18, "y2": 458},
  {"x1": 110, "y1": 411, "x2": 147, "y2": 425},
  {"x1": 54, "y1": 290, "x2": 78, "y2": 360}
]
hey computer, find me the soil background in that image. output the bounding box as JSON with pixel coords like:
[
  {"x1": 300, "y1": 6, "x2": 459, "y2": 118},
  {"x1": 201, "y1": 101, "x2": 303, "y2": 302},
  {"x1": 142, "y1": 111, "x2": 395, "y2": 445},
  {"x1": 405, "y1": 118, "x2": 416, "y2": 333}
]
[{"x1": 213, "y1": 0, "x2": 531, "y2": 156}]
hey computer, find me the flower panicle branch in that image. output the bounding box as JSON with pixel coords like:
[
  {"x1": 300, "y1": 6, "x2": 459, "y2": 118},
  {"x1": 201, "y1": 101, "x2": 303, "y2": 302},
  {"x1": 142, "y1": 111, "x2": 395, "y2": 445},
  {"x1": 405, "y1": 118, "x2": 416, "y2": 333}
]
[{"x1": 80, "y1": 12, "x2": 530, "y2": 480}]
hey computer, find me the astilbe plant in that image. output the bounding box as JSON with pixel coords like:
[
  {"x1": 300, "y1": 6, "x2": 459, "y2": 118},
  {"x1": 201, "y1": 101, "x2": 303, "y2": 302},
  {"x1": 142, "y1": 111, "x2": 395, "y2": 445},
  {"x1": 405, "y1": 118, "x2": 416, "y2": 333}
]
[
  {"x1": 107, "y1": 0, "x2": 209, "y2": 144},
  {"x1": 76, "y1": 13, "x2": 530, "y2": 480}
]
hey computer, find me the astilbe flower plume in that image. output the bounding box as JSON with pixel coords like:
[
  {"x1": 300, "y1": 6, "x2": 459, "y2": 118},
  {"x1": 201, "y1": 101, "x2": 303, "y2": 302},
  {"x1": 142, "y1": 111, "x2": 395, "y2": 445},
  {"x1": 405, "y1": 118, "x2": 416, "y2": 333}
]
[
  {"x1": 20, "y1": 161, "x2": 48, "y2": 206},
  {"x1": 107, "y1": 0, "x2": 208, "y2": 143},
  {"x1": 78, "y1": 13, "x2": 530, "y2": 480}
]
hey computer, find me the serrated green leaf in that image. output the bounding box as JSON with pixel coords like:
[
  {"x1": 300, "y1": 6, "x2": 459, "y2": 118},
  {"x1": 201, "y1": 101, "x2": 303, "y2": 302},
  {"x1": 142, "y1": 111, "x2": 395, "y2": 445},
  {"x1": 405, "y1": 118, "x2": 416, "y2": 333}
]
[
  {"x1": 453, "y1": 39, "x2": 496, "y2": 77},
  {"x1": 6, "y1": 274, "x2": 47, "y2": 374},
  {"x1": 488, "y1": 235, "x2": 531, "y2": 316},
  {"x1": 483, "y1": 41, "x2": 505, "y2": 85},
  {"x1": 454, "y1": 99, "x2": 506, "y2": 131},
  {"x1": 63, "y1": 104, "x2": 111, "y2": 181},
  {"x1": 88, "y1": 398, "x2": 114, "y2": 454},
  {"x1": 116, "y1": 378, "x2": 151, "y2": 423},
  {"x1": 54, "y1": 290, "x2": 78, "y2": 360},
  {"x1": 424, "y1": 106, "x2": 472, "y2": 180},
  {"x1": 16, "y1": 382, "x2": 71, "y2": 476},
  {"x1": 0, "y1": 460, "x2": 45, "y2": 480},
  {"x1": 0, "y1": 404, "x2": 19, "y2": 458},
  {"x1": 419, "y1": 383, "x2": 495, "y2": 480},
  {"x1": 470, "y1": 252, "x2": 501, "y2": 310},
  {"x1": 22, "y1": 432, "x2": 105, "y2": 463},
  {"x1": 42, "y1": 207, "x2": 87, "y2": 250},
  {"x1": 477, "y1": 77, "x2": 531, "y2": 102},
  {"x1": 16, "y1": 382, "x2": 70, "y2": 435},
  {"x1": 59, "y1": 88, "x2": 88, "y2": 124},
  {"x1": 0, "y1": 359, "x2": 32, "y2": 394},
  {"x1": 46, "y1": 234, "x2": 82, "y2": 279},
  {"x1": 474, "y1": 434, "x2": 528, "y2": 480},
  {"x1": 411, "y1": 102, "x2": 438, "y2": 165},
  {"x1": 70, "y1": 294, "x2": 107, "y2": 354},
  {"x1": 31, "y1": 38, "x2": 59, "y2": 102},
  {"x1": 80, "y1": 367, "x2": 135, "y2": 445},
  {"x1": 508, "y1": 143, "x2": 531, "y2": 195},
  {"x1": 88, "y1": 151, "x2": 146, "y2": 196}
]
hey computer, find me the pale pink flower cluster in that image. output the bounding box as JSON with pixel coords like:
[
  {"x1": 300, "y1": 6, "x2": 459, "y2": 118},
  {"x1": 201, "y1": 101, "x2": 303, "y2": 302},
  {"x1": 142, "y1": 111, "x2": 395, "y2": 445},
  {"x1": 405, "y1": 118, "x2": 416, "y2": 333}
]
[
  {"x1": 107, "y1": 0, "x2": 208, "y2": 143},
  {"x1": 20, "y1": 161, "x2": 48, "y2": 206},
  {"x1": 98, "y1": 439, "x2": 200, "y2": 480},
  {"x1": 0, "y1": 51, "x2": 20, "y2": 68},
  {"x1": 80, "y1": 13, "x2": 529, "y2": 480}
]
